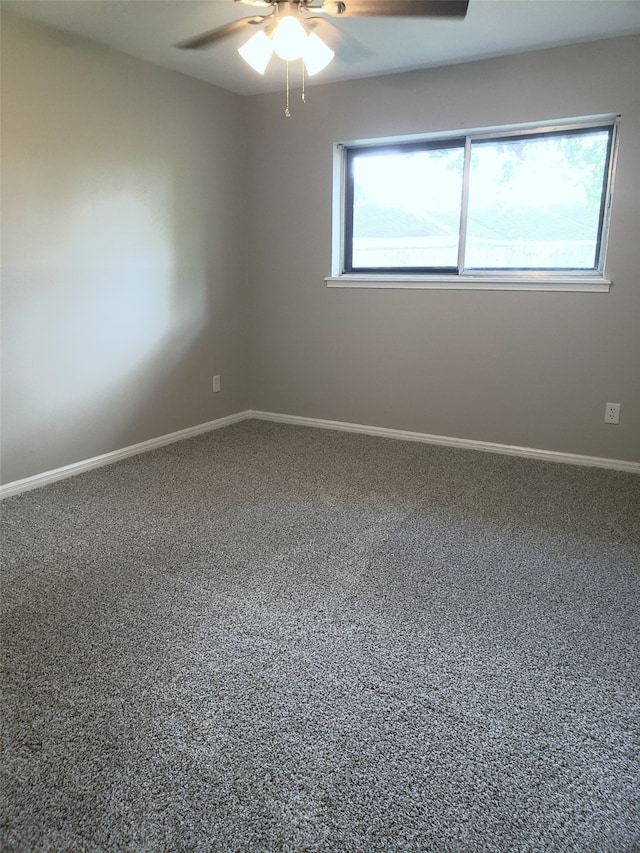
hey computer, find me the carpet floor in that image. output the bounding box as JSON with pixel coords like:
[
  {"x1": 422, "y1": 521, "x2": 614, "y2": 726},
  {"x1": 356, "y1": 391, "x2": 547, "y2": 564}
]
[{"x1": 1, "y1": 420, "x2": 639, "y2": 852}]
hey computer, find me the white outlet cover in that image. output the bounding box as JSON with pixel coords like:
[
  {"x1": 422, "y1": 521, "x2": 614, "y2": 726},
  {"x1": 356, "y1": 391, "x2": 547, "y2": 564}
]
[{"x1": 604, "y1": 402, "x2": 620, "y2": 424}]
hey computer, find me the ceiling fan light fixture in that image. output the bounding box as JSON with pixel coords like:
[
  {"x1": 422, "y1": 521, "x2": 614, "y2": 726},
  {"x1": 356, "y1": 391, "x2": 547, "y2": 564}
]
[
  {"x1": 238, "y1": 29, "x2": 274, "y2": 73},
  {"x1": 303, "y1": 31, "x2": 335, "y2": 76},
  {"x1": 272, "y1": 15, "x2": 308, "y2": 61}
]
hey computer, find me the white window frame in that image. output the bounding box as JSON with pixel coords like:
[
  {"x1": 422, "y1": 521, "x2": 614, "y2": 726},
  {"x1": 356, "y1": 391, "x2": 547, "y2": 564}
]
[{"x1": 326, "y1": 115, "x2": 620, "y2": 292}]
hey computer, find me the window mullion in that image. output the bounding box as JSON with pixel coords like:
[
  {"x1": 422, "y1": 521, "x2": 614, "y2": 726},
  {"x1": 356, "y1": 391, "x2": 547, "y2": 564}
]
[{"x1": 456, "y1": 136, "x2": 472, "y2": 273}]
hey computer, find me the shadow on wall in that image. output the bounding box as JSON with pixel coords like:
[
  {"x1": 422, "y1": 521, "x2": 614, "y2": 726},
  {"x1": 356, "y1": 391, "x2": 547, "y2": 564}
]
[{"x1": 1, "y1": 162, "x2": 238, "y2": 485}]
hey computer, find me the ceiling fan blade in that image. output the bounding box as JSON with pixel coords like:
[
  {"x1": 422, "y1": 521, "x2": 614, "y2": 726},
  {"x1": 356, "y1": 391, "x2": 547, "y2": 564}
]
[
  {"x1": 176, "y1": 16, "x2": 269, "y2": 50},
  {"x1": 321, "y1": 0, "x2": 468, "y2": 18}
]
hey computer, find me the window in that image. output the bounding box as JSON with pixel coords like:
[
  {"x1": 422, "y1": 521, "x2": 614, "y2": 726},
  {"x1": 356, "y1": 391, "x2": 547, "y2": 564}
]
[{"x1": 333, "y1": 117, "x2": 618, "y2": 290}]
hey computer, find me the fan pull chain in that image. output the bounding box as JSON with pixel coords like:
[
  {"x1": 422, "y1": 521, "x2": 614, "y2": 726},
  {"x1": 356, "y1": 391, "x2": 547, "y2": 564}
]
[
  {"x1": 301, "y1": 59, "x2": 306, "y2": 104},
  {"x1": 285, "y1": 61, "x2": 291, "y2": 118}
]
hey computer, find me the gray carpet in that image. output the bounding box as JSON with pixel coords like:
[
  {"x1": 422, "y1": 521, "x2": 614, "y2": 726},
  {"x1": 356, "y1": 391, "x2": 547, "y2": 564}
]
[{"x1": 1, "y1": 419, "x2": 639, "y2": 852}]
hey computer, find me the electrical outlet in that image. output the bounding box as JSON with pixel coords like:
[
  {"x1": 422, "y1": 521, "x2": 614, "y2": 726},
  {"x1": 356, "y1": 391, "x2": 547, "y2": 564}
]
[
  {"x1": 212, "y1": 375, "x2": 221, "y2": 393},
  {"x1": 604, "y1": 402, "x2": 620, "y2": 424}
]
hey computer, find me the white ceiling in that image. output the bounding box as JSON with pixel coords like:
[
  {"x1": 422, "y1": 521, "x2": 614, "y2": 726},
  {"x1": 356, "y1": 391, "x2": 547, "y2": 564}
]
[{"x1": 3, "y1": 0, "x2": 640, "y2": 96}]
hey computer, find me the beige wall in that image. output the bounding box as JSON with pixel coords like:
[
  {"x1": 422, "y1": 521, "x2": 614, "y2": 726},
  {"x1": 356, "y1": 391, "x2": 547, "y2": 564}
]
[
  {"x1": 1, "y1": 13, "x2": 249, "y2": 484},
  {"x1": 245, "y1": 36, "x2": 640, "y2": 462},
  {"x1": 2, "y1": 19, "x2": 639, "y2": 485}
]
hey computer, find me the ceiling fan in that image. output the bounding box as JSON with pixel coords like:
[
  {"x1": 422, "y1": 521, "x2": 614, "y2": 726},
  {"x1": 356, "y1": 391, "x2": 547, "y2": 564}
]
[{"x1": 177, "y1": 0, "x2": 470, "y2": 115}]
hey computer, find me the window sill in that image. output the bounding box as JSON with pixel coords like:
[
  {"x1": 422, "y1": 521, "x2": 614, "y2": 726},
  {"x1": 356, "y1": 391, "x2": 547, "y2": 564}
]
[{"x1": 325, "y1": 275, "x2": 612, "y2": 292}]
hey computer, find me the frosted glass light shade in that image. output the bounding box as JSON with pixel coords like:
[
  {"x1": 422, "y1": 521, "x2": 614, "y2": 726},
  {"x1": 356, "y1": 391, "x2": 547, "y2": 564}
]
[
  {"x1": 303, "y1": 32, "x2": 335, "y2": 76},
  {"x1": 272, "y1": 16, "x2": 308, "y2": 61},
  {"x1": 238, "y1": 30, "x2": 274, "y2": 74}
]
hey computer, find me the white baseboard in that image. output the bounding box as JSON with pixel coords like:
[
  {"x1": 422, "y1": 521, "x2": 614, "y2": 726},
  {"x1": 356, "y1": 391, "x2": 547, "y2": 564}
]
[
  {"x1": 250, "y1": 410, "x2": 640, "y2": 474},
  {"x1": 2, "y1": 408, "x2": 637, "y2": 498},
  {"x1": 0, "y1": 411, "x2": 252, "y2": 499}
]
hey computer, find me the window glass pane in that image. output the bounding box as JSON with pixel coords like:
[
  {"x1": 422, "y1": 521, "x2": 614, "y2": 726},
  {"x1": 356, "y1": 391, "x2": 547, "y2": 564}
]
[
  {"x1": 350, "y1": 146, "x2": 464, "y2": 270},
  {"x1": 465, "y1": 128, "x2": 611, "y2": 271}
]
